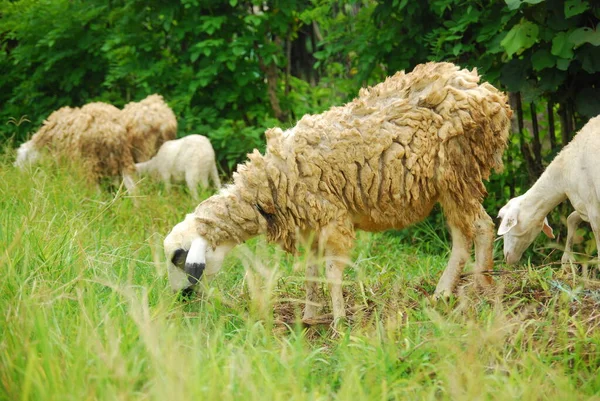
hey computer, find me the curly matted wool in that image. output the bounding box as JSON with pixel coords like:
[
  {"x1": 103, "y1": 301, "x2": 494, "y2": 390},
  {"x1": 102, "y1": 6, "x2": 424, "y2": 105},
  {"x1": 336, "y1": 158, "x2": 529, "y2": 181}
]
[
  {"x1": 194, "y1": 62, "x2": 511, "y2": 251},
  {"x1": 121, "y1": 94, "x2": 177, "y2": 162},
  {"x1": 27, "y1": 102, "x2": 135, "y2": 185}
]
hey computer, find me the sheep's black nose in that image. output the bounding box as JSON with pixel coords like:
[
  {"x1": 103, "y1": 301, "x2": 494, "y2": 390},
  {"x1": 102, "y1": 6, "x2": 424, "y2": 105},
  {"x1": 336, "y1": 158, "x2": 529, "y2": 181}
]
[{"x1": 185, "y1": 262, "x2": 205, "y2": 284}]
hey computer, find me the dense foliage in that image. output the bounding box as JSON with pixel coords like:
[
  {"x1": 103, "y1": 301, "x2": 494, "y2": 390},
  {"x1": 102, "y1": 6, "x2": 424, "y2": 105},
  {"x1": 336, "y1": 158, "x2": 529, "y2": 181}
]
[{"x1": 2, "y1": 0, "x2": 599, "y2": 172}]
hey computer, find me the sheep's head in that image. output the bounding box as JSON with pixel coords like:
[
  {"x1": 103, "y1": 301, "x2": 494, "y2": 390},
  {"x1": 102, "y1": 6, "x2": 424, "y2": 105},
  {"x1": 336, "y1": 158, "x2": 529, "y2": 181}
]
[
  {"x1": 14, "y1": 141, "x2": 40, "y2": 169},
  {"x1": 497, "y1": 196, "x2": 555, "y2": 264},
  {"x1": 163, "y1": 213, "x2": 234, "y2": 293}
]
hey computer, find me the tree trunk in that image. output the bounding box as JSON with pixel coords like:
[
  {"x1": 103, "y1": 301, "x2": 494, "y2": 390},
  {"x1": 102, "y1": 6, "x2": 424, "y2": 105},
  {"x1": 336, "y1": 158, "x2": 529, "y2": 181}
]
[
  {"x1": 559, "y1": 102, "x2": 571, "y2": 146},
  {"x1": 255, "y1": 39, "x2": 286, "y2": 122},
  {"x1": 530, "y1": 102, "x2": 543, "y2": 177},
  {"x1": 512, "y1": 93, "x2": 536, "y2": 183},
  {"x1": 547, "y1": 100, "x2": 556, "y2": 151}
]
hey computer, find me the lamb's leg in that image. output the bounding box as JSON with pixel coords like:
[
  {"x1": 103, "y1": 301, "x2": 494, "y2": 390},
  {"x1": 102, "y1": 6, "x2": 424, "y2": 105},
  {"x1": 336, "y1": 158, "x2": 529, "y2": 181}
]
[
  {"x1": 160, "y1": 171, "x2": 172, "y2": 193},
  {"x1": 199, "y1": 173, "x2": 209, "y2": 189},
  {"x1": 303, "y1": 262, "x2": 320, "y2": 320},
  {"x1": 473, "y1": 206, "x2": 495, "y2": 290},
  {"x1": 562, "y1": 211, "x2": 583, "y2": 267},
  {"x1": 185, "y1": 171, "x2": 199, "y2": 201},
  {"x1": 434, "y1": 222, "x2": 472, "y2": 298},
  {"x1": 210, "y1": 163, "x2": 222, "y2": 188}
]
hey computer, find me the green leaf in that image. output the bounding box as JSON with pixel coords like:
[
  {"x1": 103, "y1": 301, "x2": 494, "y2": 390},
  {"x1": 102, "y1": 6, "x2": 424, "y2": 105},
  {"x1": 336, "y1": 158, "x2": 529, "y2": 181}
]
[
  {"x1": 556, "y1": 58, "x2": 570, "y2": 70},
  {"x1": 577, "y1": 45, "x2": 600, "y2": 73},
  {"x1": 505, "y1": 0, "x2": 522, "y2": 10},
  {"x1": 564, "y1": 0, "x2": 589, "y2": 18},
  {"x1": 538, "y1": 69, "x2": 566, "y2": 92},
  {"x1": 575, "y1": 87, "x2": 600, "y2": 117},
  {"x1": 569, "y1": 24, "x2": 600, "y2": 47},
  {"x1": 531, "y1": 48, "x2": 555, "y2": 70},
  {"x1": 501, "y1": 20, "x2": 539, "y2": 57},
  {"x1": 505, "y1": 0, "x2": 544, "y2": 10},
  {"x1": 551, "y1": 31, "x2": 574, "y2": 59},
  {"x1": 521, "y1": 79, "x2": 544, "y2": 103},
  {"x1": 229, "y1": 0, "x2": 238, "y2": 6},
  {"x1": 500, "y1": 58, "x2": 528, "y2": 92}
]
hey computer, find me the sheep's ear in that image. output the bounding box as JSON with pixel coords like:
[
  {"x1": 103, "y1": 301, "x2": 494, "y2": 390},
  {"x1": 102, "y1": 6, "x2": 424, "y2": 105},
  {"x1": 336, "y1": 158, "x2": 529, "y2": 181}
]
[
  {"x1": 542, "y1": 218, "x2": 555, "y2": 239},
  {"x1": 497, "y1": 207, "x2": 518, "y2": 236}
]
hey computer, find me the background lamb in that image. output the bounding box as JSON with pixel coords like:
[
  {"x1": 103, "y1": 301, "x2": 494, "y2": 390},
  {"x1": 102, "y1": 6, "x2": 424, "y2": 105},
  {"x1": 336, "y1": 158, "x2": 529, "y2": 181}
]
[
  {"x1": 121, "y1": 94, "x2": 178, "y2": 163},
  {"x1": 164, "y1": 62, "x2": 512, "y2": 322},
  {"x1": 15, "y1": 102, "x2": 137, "y2": 193},
  {"x1": 498, "y1": 114, "x2": 600, "y2": 267},
  {"x1": 136, "y1": 134, "x2": 221, "y2": 200}
]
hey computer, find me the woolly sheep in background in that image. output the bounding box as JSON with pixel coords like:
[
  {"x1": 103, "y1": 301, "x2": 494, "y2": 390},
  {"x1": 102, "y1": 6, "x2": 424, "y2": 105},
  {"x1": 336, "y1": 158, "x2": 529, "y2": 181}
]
[
  {"x1": 136, "y1": 134, "x2": 221, "y2": 201},
  {"x1": 15, "y1": 102, "x2": 137, "y2": 193},
  {"x1": 164, "y1": 62, "x2": 512, "y2": 323},
  {"x1": 498, "y1": 114, "x2": 600, "y2": 267},
  {"x1": 121, "y1": 94, "x2": 177, "y2": 163}
]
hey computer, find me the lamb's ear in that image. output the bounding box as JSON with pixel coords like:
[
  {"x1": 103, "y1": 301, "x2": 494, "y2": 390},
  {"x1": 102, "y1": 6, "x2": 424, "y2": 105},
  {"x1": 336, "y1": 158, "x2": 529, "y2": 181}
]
[
  {"x1": 497, "y1": 207, "x2": 518, "y2": 236},
  {"x1": 184, "y1": 237, "x2": 207, "y2": 285},
  {"x1": 542, "y1": 217, "x2": 555, "y2": 239}
]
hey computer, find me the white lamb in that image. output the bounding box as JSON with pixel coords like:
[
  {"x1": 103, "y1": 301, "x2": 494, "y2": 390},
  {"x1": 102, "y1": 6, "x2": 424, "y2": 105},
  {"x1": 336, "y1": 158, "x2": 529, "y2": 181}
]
[
  {"x1": 135, "y1": 134, "x2": 221, "y2": 200},
  {"x1": 497, "y1": 115, "x2": 600, "y2": 266}
]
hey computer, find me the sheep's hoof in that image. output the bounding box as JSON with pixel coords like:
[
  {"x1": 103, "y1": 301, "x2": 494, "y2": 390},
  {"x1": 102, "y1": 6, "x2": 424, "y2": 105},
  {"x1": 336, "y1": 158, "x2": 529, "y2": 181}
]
[
  {"x1": 474, "y1": 274, "x2": 495, "y2": 291},
  {"x1": 432, "y1": 289, "x2": 454, "y2": 302},
  {"x1": 330, "y1": 316, "x2": 350, "y2": 333}
]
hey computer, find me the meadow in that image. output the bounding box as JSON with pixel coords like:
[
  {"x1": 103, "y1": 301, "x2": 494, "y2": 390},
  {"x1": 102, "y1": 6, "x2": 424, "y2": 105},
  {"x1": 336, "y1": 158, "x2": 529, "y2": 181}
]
[{"x1": 1, "y1": 147, "x2": 599, "y2": 401}]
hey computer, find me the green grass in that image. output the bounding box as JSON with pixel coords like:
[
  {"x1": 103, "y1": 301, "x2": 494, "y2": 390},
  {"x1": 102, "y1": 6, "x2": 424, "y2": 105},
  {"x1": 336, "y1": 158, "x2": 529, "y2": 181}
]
[{"x1": 1, "y1": 147, "x2": 600, "y2": 401}]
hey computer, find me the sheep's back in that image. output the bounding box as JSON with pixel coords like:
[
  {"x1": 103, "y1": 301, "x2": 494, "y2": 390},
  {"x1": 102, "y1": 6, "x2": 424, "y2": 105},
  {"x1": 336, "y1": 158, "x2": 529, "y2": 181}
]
[
  {"x1": 122, "y1": 94, "x2": 178, "y2": 162},
  {"x1": 264, "y1": 62, "x2": 511, "y2": 231},
  {"x1": 30, "y1": 103, "x2": 134, "y2": 181}
]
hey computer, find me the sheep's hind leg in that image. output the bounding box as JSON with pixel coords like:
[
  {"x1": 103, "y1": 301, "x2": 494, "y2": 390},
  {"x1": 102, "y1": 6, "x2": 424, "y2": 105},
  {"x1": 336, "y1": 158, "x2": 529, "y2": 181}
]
[
  {"x1": 434, "y1": 222, "x2": 472, "y2": 299},
  {"x1": 562, "y1": 211, "x2": 583, "y2": 268},
  {"x1": 473, "y1": 206, "x2": 495, "y2": 290},
  {"x1": 586, "y1": 209, "x2": 600, "y2": 276},
  {"x1": 325, "y1": 256, "x2": 346, "y2": 324},
  {"x1": 184, "y1": 171, "x2": 200, "y2": 201}
]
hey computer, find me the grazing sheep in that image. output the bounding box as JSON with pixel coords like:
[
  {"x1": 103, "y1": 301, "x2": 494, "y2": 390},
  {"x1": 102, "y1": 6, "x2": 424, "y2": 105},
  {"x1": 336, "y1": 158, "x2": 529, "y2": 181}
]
[
  {"x1": 14, "y1": 102, "x2": 136, "y2": 192},
  {"x1": 498, "y1": 115, "x2": 600, "y2": 266},
  {"x1": 135, "y1": 134, "x2": 221, "y2": 200},
  {"x1": 164, "y1": 62, "x2": 512, "y2": 322},
  {"x1": 121, "y1": 94, "x2": 178, "y2": 163}
]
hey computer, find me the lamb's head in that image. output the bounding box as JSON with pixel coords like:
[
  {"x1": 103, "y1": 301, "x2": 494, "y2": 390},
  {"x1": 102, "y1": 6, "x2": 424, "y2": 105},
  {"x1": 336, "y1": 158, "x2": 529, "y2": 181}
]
[
  {"x1": 163, "y1": 213, "x2": 234, "y2": 293},
  {"x1": 497, "y1": 196, "x2": 555, "y2": 264},
  {"x1": 14, "y1": 141, "x2": 40, "y2": 169}
]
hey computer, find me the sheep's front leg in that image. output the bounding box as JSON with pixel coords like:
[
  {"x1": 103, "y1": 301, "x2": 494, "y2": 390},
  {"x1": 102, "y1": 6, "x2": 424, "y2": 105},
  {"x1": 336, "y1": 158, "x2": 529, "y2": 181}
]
[
  {"x1": 325, "y1": 255, "x2": 346, "y2": 322},
  {"x1": 303, "y1": 262, "x2": 320, "y2": 320},
  {"x1": 473, "y1": 207, "x2": 495, "y2": 290},
  {"x1": 185, "y1": 171, "x2": 200, "y2": 201},
  {"x1": 435, "y1": 223, "x2": 472, "y2": 298},
  {"x1": 562, "y1": 211, "x2": 584, "y2": 267},
  {"x1": 321, "y1": 221, "x2": 354, "y2": 323}
]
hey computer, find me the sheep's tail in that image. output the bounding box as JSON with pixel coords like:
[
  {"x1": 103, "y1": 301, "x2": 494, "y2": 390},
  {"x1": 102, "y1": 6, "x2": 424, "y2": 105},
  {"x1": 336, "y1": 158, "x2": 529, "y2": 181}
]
[{"x1": 210, "y1": 161, "x2": 221, "y2": 189}]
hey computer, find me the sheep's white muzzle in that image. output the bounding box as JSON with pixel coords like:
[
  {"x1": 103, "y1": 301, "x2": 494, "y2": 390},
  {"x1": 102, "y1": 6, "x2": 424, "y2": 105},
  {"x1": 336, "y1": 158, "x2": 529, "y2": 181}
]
[{"x1": 184, "y1": 237, "x2": 208, "y2": 284}]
